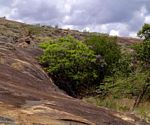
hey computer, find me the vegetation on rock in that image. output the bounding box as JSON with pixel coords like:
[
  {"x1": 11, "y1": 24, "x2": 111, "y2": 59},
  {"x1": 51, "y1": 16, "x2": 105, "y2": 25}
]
[
  {"x1": 85, "y1": 24, "x2": 150, "y2": 122},
  {"x1": 0, "y1": 18, "x2": 149, "y2": 124},
  {"x1": 39, "y1": 36, "x2": 106, "y2": 97},
  {"x1": 38, "y1": 23, "x2": 150, "y2": 122},
  {"x1": 85, "y1": 35, "x2": 121, "y2": 75},
  {"x1": 137, "y1": 23, "x2": 150, "y2": 40}
]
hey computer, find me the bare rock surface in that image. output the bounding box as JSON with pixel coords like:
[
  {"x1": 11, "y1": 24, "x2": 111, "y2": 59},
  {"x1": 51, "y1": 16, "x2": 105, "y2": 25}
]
[{"x1": 0, "y1": 18, "x2": 148, "y2": 125}]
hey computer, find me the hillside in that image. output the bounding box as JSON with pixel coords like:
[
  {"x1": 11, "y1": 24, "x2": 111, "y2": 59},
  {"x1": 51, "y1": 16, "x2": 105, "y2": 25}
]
[{"x1": 0, "y1": 18, "x2": 148, "y2": 125}]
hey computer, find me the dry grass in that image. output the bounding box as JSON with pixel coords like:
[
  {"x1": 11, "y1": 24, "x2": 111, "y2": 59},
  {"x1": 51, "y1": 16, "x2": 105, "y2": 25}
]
[{"x1": 84, "y1": 97, "x2": 150, "y2": 123}]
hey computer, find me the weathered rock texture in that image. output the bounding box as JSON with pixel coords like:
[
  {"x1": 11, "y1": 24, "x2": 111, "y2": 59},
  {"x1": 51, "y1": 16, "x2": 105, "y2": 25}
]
[{"x1": 0, "y1": 18, "x2": 148, "y2": 125}]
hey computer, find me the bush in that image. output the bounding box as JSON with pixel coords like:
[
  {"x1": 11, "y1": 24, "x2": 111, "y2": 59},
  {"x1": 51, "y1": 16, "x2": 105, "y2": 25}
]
[
  {"x1": 133, "y1": 40, "x2": 150, "y2": 65},
  {"x1": 39, "y1": 36, "x2": 105, "y2": 97},
  {"x1": 102, "y1": 69, "x2": 149, "y2": 97},
  {"x1": 85, "y1": 35, "x2": 121, "y2": 74},
  {"x1": 137, "y1": 23, "x2": 150, "y2": 40}
]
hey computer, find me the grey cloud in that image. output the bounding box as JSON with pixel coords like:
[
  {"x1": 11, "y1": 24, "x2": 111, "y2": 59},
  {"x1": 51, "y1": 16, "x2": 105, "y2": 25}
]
[
  {"x1": 0, "y1": 0, "x2": 12, "y2": 7},
  {"x1": 0, "y1": 0, "x2": 150, "y2": 37},
  {"x1": 9, "y1": 0, "x2": 64, "y2": 25},
  {"x1": 68, "y1": 0, "x2": 132, "y2": 25},
  {"x1": 128, "y1": 11, "x2": 145, "y2": 32},
  {"x1": 65, "y1": 0, "x2": 150, "y2": 36},
  {"x1": 67, "y1": 0, "x2": 140, "y2": 25}
]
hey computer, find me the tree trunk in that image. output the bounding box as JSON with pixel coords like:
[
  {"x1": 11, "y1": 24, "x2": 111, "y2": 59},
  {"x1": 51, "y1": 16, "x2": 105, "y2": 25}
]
[{"x1": 132, "y1": 83, "x2": 150, "y2": 110}]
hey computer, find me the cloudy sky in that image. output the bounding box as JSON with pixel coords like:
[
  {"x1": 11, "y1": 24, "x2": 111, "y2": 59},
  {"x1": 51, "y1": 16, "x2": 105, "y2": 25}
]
[{"x1": 0, "y1": 0, "x2": 150, "y2": 37}]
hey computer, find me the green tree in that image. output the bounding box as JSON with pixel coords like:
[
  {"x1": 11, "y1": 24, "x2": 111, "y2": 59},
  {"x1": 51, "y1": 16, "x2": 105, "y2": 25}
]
[
  {"x1": 137, "y1": 23, "x2": 150, "y2": 40},
  {"x1": 132, "y1": 24, "x2": 150, "y2": 108},
  {"x1": 95, "y1": 24, "x2": 150, "y2": 108},
  {"x1": 85, "y1": 35, "x2": 121, "y2": 75},
  {"x1": 135, "y1": 23, "x2": 150, "y2": 65},
  {"x1": 134, "y1": 40, "x2": 150, "y2": 64},
  {"x1": 39, "y1": 36, "x2": 105, "y2": 97}
]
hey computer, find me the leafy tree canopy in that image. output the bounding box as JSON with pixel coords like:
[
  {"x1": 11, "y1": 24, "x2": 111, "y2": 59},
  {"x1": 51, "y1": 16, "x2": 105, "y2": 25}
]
[
  {"x1": 39, "y1": 36, "x2": 105, "y2": 97},
  {"x1": 85, "y1": 35, "x2": 121, "y2": 74},
  {"x1": 137, "y1": 23, "x2": 150, "y2": 40}
]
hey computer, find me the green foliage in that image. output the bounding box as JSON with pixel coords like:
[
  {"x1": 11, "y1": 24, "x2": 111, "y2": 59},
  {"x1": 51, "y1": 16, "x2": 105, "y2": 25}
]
[
  {"x1": 38, "y1": 28, "x2": 150, "y2": 120},
  {"x1": 114, "y1": 53, "x2": 133, "y2": 76},
  {"x1": 39, "y1": 36, "x2": 105, "y2": 96},
  {"x1": 102, "y1": 68, "x2": 149, "y2": 98},
  {"x1": 133, "y1": 40, "x2": 150, "y2": 65},
  {"x1": 95, "y1": 33, "x2": 150, "y2": 110},
  {"x1": 137, "y1": 24, "x2": 150, "y2": 40},
  {"x1": 99, "y1": 23, "x2": 150, "y2": 105},
  {"x1": 85, "y1": 35, "x2": 121, "y2": 74}
]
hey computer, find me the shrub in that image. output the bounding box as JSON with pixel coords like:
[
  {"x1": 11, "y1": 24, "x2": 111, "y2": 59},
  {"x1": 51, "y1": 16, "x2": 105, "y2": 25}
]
[
  {"x1": 133, "y1": 40, "x2": 150, "y2": 65},
  {"x1": 102, "y1": 69, "x2": 149, "y2": 97},
  {"x1": 137, "y1": 23, "x2": 150, "y2": 40},
  {"x1": 39, "y1": 36, "x2": 105, "y2": 97},
  {"x1": 85, "y1": 35, "x2": 121, "y2": 75},
  {"x1": 132, "y1": 40, "x2": 150, "y2": 107}
]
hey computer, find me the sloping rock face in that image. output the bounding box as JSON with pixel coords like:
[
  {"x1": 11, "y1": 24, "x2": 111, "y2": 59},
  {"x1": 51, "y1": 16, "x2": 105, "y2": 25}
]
[{"x1": 0, "y1": 19, "x2": 148, "y2": 125}]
